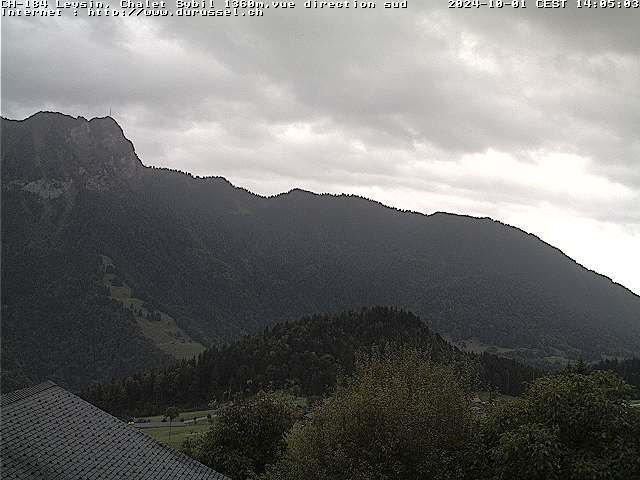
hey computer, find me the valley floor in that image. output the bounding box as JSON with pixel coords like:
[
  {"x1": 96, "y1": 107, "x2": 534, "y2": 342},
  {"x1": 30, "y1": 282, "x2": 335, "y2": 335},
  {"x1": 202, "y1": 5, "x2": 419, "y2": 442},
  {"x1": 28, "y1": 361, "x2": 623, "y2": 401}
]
[{"x1": 134, "y1": 408, "x2": 217, "y2": 449}]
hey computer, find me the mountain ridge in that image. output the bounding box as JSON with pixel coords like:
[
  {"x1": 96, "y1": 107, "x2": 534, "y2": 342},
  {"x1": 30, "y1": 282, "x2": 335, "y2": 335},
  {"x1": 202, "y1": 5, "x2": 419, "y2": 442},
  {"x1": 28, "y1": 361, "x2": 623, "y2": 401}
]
[
  {"x1": 2, "y1": 111, "x2": 640, "y2": 391},
  {"x1": 3, "y1": 112, "x2": 636, "y2": 299},
  {"x1": 11, "y1": 112, "x2": 630, "y2": 297}
]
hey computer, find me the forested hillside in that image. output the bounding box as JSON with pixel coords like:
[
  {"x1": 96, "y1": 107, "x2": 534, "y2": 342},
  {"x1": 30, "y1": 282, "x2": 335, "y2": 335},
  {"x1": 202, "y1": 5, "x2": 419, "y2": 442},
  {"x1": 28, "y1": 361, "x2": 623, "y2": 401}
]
[
  {"x1": 83, "y1": 307, "x2": 539, "y2": 416},
  {"x1": 594, "y1": 357, "x2": 640, "y2": 396},
  {"x1": 3, "y1": 112, "x2": 640, "y2": 390}
]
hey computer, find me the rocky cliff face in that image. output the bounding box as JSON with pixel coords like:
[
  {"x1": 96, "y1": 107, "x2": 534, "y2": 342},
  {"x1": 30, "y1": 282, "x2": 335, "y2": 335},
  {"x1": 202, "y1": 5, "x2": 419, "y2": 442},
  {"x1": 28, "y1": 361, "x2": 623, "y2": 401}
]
[{"x1": 1, "y1": 112, "x2": 144, "y2": 195}]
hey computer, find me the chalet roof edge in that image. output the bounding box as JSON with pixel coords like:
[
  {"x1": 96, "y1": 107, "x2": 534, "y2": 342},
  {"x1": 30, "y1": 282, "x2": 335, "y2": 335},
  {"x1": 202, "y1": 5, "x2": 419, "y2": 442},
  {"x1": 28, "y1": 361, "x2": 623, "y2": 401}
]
[
  {"x1": 1, "y1": 381, "x2": 231, "y2": 479},
  {"x1": 1, "y1": 380, "x2": 59, "y2": 407}
]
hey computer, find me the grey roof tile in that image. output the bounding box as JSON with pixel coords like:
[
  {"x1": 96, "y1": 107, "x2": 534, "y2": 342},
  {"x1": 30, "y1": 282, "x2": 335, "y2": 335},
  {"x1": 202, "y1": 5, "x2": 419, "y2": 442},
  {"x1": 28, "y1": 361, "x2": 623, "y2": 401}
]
[{"x1": 1, "y1": 382, "x2": 231, "y2": 480}]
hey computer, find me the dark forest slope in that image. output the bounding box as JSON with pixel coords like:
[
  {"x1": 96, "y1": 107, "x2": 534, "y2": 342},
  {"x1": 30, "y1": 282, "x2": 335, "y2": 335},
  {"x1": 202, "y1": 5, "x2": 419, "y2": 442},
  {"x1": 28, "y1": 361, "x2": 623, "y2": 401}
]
[
  {"x1": 2, "y1": 112, "x2": 640, "y2": 390},
  {"x1": 83, "y1": 307, "x2": 539, "y2": 416}
]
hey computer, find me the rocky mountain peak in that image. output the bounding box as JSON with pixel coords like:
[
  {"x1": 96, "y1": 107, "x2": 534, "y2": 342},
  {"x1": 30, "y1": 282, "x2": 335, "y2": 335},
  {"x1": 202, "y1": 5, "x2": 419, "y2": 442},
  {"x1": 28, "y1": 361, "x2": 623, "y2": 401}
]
[{"x1": 1, "y1": 112, "x2": 144, "y2": 194}]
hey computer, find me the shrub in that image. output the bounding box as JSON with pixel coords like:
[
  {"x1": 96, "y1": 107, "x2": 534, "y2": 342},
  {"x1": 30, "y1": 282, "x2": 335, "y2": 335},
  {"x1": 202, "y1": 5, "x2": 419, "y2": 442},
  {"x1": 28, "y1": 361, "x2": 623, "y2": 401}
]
[{"x1": 265, "y1": 350, "x2": 474, "y2": 480}]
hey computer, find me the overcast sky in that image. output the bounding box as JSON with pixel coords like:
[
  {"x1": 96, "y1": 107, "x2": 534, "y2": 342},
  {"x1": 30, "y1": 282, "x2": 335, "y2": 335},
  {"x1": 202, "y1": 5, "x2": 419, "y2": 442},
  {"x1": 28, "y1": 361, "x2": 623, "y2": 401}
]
[{"x1": 1, "y1": 4, "x2": 639, "y2": 294}]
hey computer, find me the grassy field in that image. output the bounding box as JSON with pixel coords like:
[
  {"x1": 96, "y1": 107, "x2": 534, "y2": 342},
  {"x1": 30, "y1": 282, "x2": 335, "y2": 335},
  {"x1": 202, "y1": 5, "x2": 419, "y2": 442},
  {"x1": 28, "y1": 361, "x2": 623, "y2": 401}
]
[
  {"x1": 137, "y1": 408, "x2": 217, "y2": 449},
  {"x1": 140, "y1": 422, "x2": 210, "y2": 449},
  {"x1": 100, "y1": 260, "x2": 206, "y2": 360},
  {"x1": 134, "y1": 317, "x2": 206, "y2": 360},
  {"x1": 142, "y1": 408, "x2": 217, "y2": 423}
]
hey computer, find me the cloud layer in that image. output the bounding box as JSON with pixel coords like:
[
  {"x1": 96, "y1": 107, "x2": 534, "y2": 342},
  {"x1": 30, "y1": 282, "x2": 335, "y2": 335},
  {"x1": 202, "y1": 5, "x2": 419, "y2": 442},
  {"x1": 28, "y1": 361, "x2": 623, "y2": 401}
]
[{"x1": 2, "y1": 5, "x2": 639, "y2": 293}]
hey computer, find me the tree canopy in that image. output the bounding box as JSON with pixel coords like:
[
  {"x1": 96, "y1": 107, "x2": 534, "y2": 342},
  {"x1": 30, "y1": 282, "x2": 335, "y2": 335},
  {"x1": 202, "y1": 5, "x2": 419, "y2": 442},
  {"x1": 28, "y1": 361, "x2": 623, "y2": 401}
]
[
  {"x1": 182, "y1": 393, "x2": 300, "y2": 479},
  {"x1": 173, "y1": 349, "x2": 640, "y2": 480},
  {"x1": 265, "y1": 350, "x2": 473, "y2": 480},
  {"x1": 471, "y1": 371, "x2": 640, "y2": 480}
]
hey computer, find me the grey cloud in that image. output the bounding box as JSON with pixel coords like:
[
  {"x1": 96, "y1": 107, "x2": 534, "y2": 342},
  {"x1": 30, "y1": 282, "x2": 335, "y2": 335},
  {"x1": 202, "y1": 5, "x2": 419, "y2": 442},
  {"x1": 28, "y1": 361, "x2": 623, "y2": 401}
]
[{"x1": 3, "y1": 8, "x2": 637, "y2": 174}]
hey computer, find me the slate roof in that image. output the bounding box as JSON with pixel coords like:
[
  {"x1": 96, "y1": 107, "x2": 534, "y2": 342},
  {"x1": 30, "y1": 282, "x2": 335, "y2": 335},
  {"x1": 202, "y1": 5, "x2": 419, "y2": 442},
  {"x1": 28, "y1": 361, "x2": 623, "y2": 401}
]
[{"x1": 1, "y1": 381, "x2": 230, "y2": 479}]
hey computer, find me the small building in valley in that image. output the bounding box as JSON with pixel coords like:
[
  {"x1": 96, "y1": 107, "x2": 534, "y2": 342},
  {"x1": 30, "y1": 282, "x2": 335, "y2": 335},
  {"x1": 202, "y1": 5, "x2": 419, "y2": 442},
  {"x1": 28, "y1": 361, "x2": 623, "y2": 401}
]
[{"x1": 0, "y1": 381, "x2": 230, "y2": 479}]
